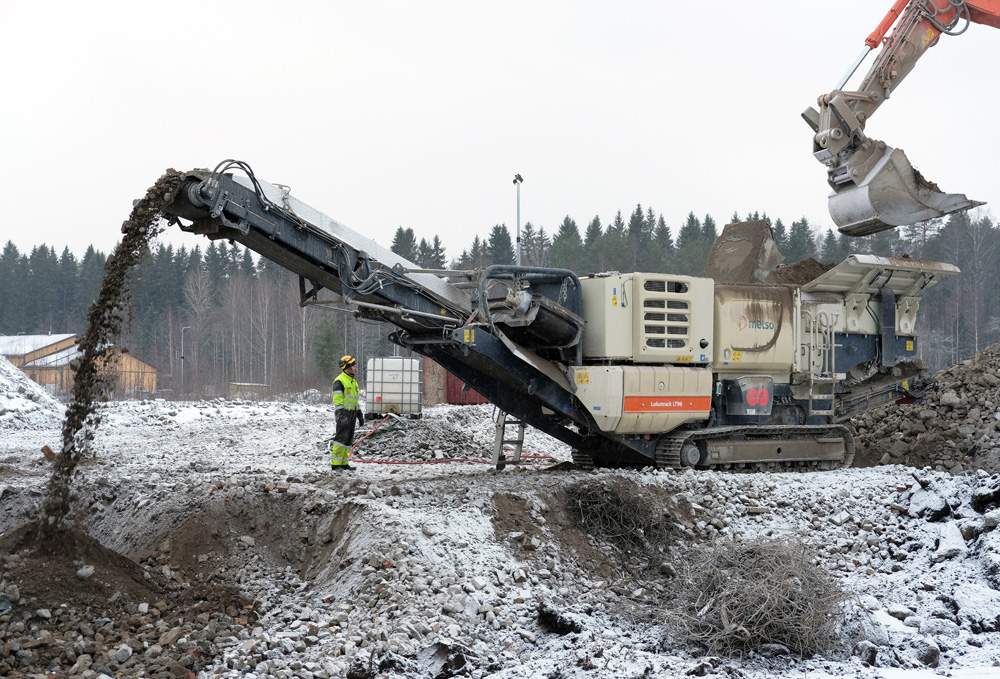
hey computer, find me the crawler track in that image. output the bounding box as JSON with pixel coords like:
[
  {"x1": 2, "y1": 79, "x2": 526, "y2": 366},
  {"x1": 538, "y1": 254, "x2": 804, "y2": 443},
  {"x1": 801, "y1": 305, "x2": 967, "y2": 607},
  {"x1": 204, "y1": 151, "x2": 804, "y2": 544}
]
[{"x1": 656, "y1": 425, "x2": 855, "y2": 471}]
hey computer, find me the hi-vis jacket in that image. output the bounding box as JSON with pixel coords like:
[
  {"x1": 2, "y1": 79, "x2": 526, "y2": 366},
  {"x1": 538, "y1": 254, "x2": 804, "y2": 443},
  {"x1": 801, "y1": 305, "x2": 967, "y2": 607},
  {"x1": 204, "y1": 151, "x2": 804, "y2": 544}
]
[{"x1": 332, "y1": 372, "x2": 360, "y2": 412}]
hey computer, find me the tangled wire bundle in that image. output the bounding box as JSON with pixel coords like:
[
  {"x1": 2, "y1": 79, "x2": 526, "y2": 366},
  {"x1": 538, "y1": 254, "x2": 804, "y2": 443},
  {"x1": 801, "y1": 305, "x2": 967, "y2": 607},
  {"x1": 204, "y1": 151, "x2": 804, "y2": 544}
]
[
  {"x1": 677, "y1": 539, "x2": 844, "y2": 656},
  {"x1": 563, "y1": 478, "x2": 672, "y2": 550}
]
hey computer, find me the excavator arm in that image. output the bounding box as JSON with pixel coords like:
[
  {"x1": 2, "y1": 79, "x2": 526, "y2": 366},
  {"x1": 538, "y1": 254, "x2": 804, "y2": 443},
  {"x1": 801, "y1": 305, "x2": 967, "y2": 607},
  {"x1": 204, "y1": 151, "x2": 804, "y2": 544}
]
[{"x1": 803, "y1": 0, "x2": 999, "y2": 236}]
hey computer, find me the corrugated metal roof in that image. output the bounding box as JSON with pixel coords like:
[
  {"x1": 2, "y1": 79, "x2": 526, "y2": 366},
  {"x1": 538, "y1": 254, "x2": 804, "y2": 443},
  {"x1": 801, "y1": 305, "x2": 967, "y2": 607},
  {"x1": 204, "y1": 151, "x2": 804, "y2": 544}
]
[
  {"x1": 0, "y1": 334, "x2": 77, "y2": 357},
  {"x1": 22, "y1": 346, "x2": 81, "y2": 369}
]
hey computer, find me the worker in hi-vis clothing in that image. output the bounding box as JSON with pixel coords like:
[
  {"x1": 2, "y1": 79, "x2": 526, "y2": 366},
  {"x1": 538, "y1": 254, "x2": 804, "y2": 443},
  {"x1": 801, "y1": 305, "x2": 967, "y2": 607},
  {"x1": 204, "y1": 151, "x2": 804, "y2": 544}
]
[{"x1": 331, "y1": 355, "x2": 364, "y2": 470}]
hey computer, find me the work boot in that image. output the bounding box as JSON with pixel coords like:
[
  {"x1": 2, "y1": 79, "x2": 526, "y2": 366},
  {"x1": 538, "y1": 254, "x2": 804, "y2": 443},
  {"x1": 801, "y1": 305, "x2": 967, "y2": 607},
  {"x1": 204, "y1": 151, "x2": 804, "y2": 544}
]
[{"x1": 331, "y1": 464, "x2": 354, "y2": 471}]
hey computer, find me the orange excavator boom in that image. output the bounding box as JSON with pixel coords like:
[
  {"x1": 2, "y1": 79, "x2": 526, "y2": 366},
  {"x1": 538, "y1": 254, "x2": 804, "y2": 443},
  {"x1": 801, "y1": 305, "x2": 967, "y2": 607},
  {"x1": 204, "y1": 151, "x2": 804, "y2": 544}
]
[{"x1": 804, "y1": 1, "x2": 1000, "y2": 236}]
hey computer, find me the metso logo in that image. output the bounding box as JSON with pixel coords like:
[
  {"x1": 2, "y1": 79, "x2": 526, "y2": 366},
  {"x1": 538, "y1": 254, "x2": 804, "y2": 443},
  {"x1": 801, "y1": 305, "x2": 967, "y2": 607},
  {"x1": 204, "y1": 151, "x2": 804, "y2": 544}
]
[{"x1": 737, "y1": 315, "x2": 775, "y2": 331}]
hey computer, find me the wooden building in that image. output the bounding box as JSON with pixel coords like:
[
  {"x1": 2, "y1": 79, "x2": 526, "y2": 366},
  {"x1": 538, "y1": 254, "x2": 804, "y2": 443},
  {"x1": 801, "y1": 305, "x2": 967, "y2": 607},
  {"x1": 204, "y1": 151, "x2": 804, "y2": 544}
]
[{"x1": 0, "y1": 334, "x2": 157, "y2": 397}]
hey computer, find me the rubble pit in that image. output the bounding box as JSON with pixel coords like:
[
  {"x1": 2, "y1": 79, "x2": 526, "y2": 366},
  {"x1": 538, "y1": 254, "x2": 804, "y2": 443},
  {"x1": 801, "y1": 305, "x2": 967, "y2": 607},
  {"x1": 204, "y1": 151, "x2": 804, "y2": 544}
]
[{"x1": 7, "y1": 396, "x2": 1000, "y2": 678}]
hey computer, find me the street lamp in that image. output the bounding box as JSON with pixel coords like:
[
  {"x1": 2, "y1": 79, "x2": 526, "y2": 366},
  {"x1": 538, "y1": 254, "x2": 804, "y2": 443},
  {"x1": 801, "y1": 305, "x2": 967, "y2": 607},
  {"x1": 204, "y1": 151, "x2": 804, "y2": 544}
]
[
  {"x1": 180, "y1": 326, "x2": 191, "y2": 398},
  {"x1": 513, "y1": 174, "x2": 523, "y2": 266}
]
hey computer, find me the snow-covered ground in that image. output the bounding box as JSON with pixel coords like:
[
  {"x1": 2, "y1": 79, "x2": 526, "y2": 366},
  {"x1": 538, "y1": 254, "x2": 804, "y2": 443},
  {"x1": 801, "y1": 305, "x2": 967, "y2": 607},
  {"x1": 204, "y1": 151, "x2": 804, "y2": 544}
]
[
  {"x1": 3, "y1": 355, "x2": 1000, "y2": 679},
  {"x1": 0, "y1": 356, "x2": 64, "y2": 432}
]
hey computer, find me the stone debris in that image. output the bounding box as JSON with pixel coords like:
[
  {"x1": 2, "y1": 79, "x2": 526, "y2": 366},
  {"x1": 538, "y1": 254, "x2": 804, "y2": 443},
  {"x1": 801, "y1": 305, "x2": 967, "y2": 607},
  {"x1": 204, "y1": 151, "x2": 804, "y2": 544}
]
[
  {"x1": 3, "y1": 448, "x2": 1000, "y2": 677},
  {"x1": 5, "y1": 342, "x2": 1000, "y2": 675},
  {"x1": 853, "y1": 343, "x2": 1000, "y2": 474}
]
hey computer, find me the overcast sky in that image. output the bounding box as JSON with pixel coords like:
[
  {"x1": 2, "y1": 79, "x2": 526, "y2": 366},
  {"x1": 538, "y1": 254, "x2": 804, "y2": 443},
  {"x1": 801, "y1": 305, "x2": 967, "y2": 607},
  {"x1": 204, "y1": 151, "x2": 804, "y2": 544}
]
[{"x1": 2, "y1": 1, "x2": 996, "y2": 262}]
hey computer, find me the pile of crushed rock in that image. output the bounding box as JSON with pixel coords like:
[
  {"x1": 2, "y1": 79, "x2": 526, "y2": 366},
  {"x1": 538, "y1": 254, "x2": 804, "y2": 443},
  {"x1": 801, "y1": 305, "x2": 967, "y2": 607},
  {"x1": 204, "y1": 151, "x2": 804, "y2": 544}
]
[
  {"x1": 8, "y1": 456, "x2": 1000, "y2": 677},
  {"x1": 0, "y1": 522, "x2": 254, "y2": 678},
  {"x1": 0, "y1": 356, "x2": 64, "y2": 432},
  {"x1": 353, "y1": 407, "x2": 564, "y2": 466},
  {"x1": 853, "y1": 343, "x2": 1000, "y2": 474}
]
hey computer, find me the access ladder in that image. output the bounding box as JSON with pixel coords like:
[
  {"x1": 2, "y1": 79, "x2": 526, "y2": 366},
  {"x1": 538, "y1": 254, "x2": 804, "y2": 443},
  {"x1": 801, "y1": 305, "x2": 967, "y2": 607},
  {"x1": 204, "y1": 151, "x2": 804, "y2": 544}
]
[{"x1": 491, "y1": 410, "x2": 525, "y2": 470}]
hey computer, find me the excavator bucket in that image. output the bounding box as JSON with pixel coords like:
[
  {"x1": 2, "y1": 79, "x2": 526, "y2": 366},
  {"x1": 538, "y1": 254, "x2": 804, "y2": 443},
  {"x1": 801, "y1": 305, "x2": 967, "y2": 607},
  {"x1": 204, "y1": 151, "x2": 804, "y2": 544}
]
[{"x1": 830, "y1": 145, "x2": 983, "y2": 237}]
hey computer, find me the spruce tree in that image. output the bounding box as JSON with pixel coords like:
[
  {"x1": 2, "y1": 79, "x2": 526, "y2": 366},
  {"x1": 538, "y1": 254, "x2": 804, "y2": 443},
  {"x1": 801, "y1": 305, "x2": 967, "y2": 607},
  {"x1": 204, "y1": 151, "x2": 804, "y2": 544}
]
[
  {"x1": 390, "y1": 226, "x2": 417, "y2": 261},
  {"x1": 204, "y1": 242, "x2": 227, "y2": 293},
  {"x1": 581, "y1": 216, "x2": 603, "y2": 275},
  {"x1": 430, "y1": 236, "x2": 447, "y2": 269},
  {"x1": 601, "y1": 211, "x2": 628, "y2": 273},
  {"x1": 820, "y1": 229, "x2": 840, "y2": 264},
  {"x1": 9, "y1": 253, "x2": 31, "y2": 332},
  {"x1": 468, "y1": 236, "x2": 486, "y2": 268},
  {"x1": 486, "y1": 224, "x2": 515, "y2": 266},
  {"x1": 675, "y1": 212, "x2": 702, "y2": 251},
  {"x1": 77, "y1": 246, "x2": 106, "y2": 328},
  {"x1": 771, "y1": 218, "x2": 789, "y2": 254},
  {"x1": 647, "y1": 214, "x2": 675, "y2": 273},
  {"x1": 28, "y1": 245, "x2": 60, "y2": 333},
  {"x1": 0, "y1": 242, "x2": 22, "y2": 332},
  {"x1": 314, "y1": 315, "x2": 342, "y2": 383},
  {"x1": 533, "y1": 227, "x2": 552, "y2": 267},
  {"x1": 785, "y1": 218, "x2": 817, "y2": 263},
  {"x1": 675, "y1": 213, "x2": 711, "y2": 276},
  {"x1": 702, "y1": 214, "x2": 718, "y2": 242},
  {"x1": 626, "y1": 204, "x2": 650, "y2": 271},
  {"x1": 56, "y1": 247, "x2": 78, "y2": 331},
  {"x1": 519, "y1": 222, "x2": 536, "y2": 266},
  {"x1": 548, "y1": 216, "x2": 583, "y2": 271},
  {"x1": 416, "y1": 238, "x2": 433, "y2": 267},
  {"x1": 240, "y1": 248, "x2": 256, "y2": 277}
]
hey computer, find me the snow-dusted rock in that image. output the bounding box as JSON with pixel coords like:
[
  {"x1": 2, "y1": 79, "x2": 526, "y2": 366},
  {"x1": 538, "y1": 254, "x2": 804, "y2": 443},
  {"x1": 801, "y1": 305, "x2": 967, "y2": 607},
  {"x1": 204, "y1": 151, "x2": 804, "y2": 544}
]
[
  {"x1": 952, "y1": 584, "x2": 1000, "y2": 632},
  {"x1": 931, "y1": 523, "x2": 968, "y2": 562},
  {"x1": 908, "y1": 487, "x2": 951, "y2": 521}
]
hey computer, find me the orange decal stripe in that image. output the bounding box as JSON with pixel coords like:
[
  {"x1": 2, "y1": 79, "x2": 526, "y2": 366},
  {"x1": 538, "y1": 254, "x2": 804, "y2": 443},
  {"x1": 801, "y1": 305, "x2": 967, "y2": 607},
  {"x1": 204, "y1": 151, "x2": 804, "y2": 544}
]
[{"x1": 623, "y1": 396, "x2": 712, "y2": 413}]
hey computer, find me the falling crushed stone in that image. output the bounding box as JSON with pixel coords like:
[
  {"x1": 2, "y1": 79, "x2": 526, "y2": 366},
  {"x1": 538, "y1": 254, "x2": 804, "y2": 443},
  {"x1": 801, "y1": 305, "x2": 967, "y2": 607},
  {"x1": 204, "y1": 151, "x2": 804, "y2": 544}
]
[{"x1": 42, "y1": 170, "x2": 183, "y2": 537}]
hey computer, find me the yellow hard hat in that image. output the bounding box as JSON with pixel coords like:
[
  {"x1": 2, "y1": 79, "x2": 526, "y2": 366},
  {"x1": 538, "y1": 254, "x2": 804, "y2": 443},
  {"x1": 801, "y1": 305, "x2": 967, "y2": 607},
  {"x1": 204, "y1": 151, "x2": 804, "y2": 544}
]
[{"x1": 339, "y1": 355, "x2": 356, "y2": 369}]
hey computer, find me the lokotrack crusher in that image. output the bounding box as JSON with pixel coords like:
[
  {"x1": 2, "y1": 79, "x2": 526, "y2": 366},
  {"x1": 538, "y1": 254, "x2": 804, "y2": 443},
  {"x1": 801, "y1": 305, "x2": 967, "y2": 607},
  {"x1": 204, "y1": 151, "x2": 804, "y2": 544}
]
[{"x1": 162, "y1": 161, "x2": 958, "y2": 470}]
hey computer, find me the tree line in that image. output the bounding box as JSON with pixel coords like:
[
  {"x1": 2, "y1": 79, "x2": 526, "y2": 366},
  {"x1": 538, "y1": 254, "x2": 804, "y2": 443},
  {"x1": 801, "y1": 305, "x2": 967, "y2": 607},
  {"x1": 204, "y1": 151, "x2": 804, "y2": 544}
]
[
  {"x1": 391, "y1": 205, "x2": 824, "y2": 277},
  {"x1": 0, "y1": 239, "x2": 390, "y2": 398},
  {"x1": 394, "y1": 205, "x2": 997, "y2": 372},
  {"x1": 1, "y1": 205, "x2": 997, "y2": 398}
]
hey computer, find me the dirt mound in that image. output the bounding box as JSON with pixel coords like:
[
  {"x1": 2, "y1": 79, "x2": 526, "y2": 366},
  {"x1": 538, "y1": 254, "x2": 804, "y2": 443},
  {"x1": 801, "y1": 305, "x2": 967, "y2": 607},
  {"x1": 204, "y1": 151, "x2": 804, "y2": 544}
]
[
  {"x1": 0, "y1": 521, "x2": 165, "y2": 611},
  {"x1": 0, "y1": 519, "x2": 256, "y2": 678},
  {"x1": 765, "y1": 258, "x2": 834, "y2": 285},
  {"x1": 853, "y1": 342, "x2": 1000, "y2": 473}
]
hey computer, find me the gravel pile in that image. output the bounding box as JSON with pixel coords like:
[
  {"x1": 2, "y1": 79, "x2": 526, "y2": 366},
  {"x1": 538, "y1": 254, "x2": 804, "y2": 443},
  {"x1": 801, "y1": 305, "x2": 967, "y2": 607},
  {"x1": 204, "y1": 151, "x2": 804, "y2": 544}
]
[
  {"x1": 0, "y1": 523, "x2": 251, "y2": 678},
  {"x1": 5, "y1": 399, "x2": 1000, "y2": 678},
  {"x1": 853, "y1": 344, "x2": 1000, "y2": 474},
  {"x1": 0, "y1": 356, "x2": 64, "y2": 432},
  {"x1": 7, "y1": 352, "x2": 1000, "y2": 676}
]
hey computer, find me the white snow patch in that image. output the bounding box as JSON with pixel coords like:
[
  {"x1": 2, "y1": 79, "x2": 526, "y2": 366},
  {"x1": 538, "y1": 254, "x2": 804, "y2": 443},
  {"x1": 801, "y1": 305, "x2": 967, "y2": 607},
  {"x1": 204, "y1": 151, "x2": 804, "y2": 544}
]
[{"x1": 0, "y1": 354, "x2": 64, "y2": 431}]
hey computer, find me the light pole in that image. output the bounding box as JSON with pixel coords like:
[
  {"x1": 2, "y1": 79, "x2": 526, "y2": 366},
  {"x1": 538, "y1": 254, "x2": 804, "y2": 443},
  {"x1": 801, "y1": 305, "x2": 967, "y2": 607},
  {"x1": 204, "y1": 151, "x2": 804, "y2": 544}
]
[
  {"x1": 180, "y1": 326, "x2": 191, "y2": 398},
  {"x1": 513, "y1": 174, "x2": 523, "y2": 266}
]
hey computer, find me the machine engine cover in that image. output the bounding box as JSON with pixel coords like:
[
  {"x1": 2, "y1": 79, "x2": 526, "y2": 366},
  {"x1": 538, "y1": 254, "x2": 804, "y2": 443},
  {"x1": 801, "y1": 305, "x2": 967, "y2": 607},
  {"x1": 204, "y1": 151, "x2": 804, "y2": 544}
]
[{"x1": 572, "y1": 365, "x2": 712, "y2": 434}]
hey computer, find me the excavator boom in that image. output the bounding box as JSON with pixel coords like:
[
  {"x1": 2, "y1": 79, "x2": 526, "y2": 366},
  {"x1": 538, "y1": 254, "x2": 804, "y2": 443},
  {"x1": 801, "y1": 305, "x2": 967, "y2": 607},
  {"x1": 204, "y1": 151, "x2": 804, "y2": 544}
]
[{"x1": 804, "y1": 0, "x2": 998, "y2": 236}]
